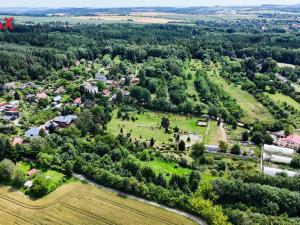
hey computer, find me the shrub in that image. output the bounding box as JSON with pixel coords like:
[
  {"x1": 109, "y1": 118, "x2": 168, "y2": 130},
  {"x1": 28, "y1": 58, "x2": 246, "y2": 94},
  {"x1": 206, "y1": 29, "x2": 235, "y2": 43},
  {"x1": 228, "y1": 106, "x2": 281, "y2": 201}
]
[{"x1": 0, "y1": 159, "x2": 15, "y2": 182}]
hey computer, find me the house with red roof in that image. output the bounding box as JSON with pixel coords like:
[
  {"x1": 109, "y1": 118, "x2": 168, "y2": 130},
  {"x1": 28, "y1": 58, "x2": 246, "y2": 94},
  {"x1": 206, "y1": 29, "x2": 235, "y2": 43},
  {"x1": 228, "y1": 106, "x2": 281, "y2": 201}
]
[
  {"x1": 12, "y1": 137, "x2": 23, "y2": 146},
  {"x1": 27, "y1": 168, "x2": 37, "y2": 176},
  {"x1": 0, "y1": 102, "x2": 7, "y2": 108},
  {"x1": 73, "y1": 97, "x2": 82, "y2": 106},
  {"x1": 36, "y1": 92, "x2": 48, "y2": 100},
  {"x1": 279, "y1": 134, "x2": 300, "y2": 150},
  {"x1": 130, "y1": 77, "x2": 140, "y2": 85},
  {"x1": 102, "y1": 89, "x2": 110, "y2": 97}
]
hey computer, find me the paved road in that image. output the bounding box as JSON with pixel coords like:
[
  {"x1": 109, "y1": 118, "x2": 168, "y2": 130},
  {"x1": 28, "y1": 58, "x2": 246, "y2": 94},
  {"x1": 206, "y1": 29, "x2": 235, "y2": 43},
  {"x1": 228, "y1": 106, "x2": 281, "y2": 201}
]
[{"x1": 73, "y1": 173, "x2": 207, "y2": 225}]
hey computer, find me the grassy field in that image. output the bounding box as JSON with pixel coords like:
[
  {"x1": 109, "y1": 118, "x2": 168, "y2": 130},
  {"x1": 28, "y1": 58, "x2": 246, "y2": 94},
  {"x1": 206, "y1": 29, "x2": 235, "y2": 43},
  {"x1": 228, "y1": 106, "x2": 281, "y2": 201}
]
[
  {"x1": 267, "y1": 92, "x2": 300, "y2": 109},
  {"x1": 205, "y1": 121, "x2": 224, "y2": 145},
  {"x1": 208, "y1": 73, "x2": 274, "y2": 124},
  {"x1": 0, "y1": 182, "x2": 197, "y2": 225},
  {"x1": 108, "y1": 110, "x2": 207, "y2": 145},
  {"x1": 141, "y1": 159, "x2": 192, "y2": 178}
]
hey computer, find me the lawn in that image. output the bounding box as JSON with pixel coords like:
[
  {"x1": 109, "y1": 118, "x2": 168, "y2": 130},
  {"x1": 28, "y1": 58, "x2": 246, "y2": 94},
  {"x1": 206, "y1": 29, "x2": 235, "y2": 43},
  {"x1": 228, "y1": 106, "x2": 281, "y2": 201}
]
[
  {"x1": 141, "y1": 158, "x2": 192, "y2": 178},
  {"x1": 0, "y1": 182, "x2": 197, "y2": 225},
  {"x1": 208, "y1": 73, "x2": 274, "y2": 124},
  {"x1": 205, "y1": 121, "x2": 224, "y2": 145},
  {"x1": 267, "y1": 92, "x2": 300, "y2": 109},
  {"x1": 16, "y1": 161, "x2": 65, "y2": 193},
  {"x1": 43, "y1": 170, "x2": 65, "y2": 190},
  {"x1": 226, "y1": 126, "x2": 247, "y2": 142},
  {"x1": 108, "y1": 109, "x2": 207, "y2": 145},
  {"x1": 17, "y1": 161, "x2": 30, "y2": 173}
]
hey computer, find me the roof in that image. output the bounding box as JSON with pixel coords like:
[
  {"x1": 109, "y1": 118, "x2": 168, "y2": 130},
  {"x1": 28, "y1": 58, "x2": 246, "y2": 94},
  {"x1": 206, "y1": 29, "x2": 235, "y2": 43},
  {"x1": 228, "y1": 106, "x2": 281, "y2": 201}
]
[
  {"x1": 36, "y1": 92, "x2": 48, "y2": 99},
  {"x1": 264, "y1": 144, "x2": 294, "y2": 156},
  {"x1": 95, "y1": 73, "x2": 107, "y2": 82},
  {"x1": 55, "y1": 86, "x2": 65, "y2": 94},
  {"x1": 54, "y1": 115, "x2": 77, "y2": 124},
  {"x1": 26, "y1": 94, "x2": 35, "y2": 99},
  {"x1": 197, "y1": 121, "x2": 207, "y2": 126},
  {"x1": 281, "y1": 134, "x2": 300, "y2": 144},
  {"x1": 24, "y1": 180, "x2": 33, "y2": 188},
  {"x1": 73, "y1": 97, "x2": 81, "y2": 104},
  {"x1": 53, "y1": 96, "x2": 62, "y2": 102},
  {"x1": 130, "y1": 77, "x2": 140, "y2": 83},
  {"x1": 8, "y1": 107, "x2": 18, "y2": 112},
  {"x1": 12, "y1": 137, "x2": 23, "y2": 146},
  {"x1": 271, "y1": 130, "x2": 285, "y2": 136},
  {"x1": 263, "y1": 166, "x2": 298, "y2": 177},
  {"x1": 27, "y1": 168, "x2": 37, "y2": 176},
  {"x1": 102, "y1": 89, "x2": 110, "y2": 96},
  {"x1": 263, "y1": 153, "x2": 293, "y2": 164},
  {"x1": 84, "y1": 83, "x2": 98, "y2": 94},
  {"x1": 123, "y1": 91, "x2": 130, "y2": 96},
  {"x1": 25, "y1": 127, "x2": 40, "y2": 138},
  {"x1": 0, "y1": 102, "x2": 7, "y2": 107},
  {"x1": 4, "y1": 82, "x2": 16, "y2": 88}
]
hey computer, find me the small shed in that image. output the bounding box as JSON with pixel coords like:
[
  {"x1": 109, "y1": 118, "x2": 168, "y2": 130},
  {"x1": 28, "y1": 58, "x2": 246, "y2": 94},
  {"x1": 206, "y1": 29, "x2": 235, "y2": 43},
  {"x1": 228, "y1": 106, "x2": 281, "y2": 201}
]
[
  {"x1": 24, "y1": 180, "x2": 33, "y2": 188},
  {"x1": 53, "y1": 96, "x2": 62, "y2": 102},
  {"x1": 197, "y1": 121, "x2": 207, "y2": 127}
]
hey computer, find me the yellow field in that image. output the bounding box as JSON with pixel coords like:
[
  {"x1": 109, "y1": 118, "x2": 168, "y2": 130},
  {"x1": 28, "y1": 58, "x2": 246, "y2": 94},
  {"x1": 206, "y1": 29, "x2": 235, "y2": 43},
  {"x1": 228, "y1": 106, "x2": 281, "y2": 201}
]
[
  {"x1": 75, "y1": 15, "x2": 183, "y2": 24},
  {"x1": 0, "y1": 182, "x2": 196, "y2": 225}
]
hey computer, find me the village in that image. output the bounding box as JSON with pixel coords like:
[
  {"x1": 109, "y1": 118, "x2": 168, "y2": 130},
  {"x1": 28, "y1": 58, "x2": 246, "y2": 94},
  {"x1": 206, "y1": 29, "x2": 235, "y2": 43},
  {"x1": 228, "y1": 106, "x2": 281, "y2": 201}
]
[
  {"x1": 0, "y1": 58, "x2": 141, "y2": 146},
  {"x1": 1, "y1": 57, "x2": 300, "y2": 180}
]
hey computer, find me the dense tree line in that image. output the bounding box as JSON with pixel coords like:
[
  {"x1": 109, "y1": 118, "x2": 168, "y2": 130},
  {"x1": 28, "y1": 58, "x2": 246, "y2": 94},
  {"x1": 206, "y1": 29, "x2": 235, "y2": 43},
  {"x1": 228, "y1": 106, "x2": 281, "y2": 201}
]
[
  {"x1": 231, "y1": 171, "x2": 300, "y2": 192},
  {"x1": 213, "y1": 179, "x2": 300, "y2": 217}
]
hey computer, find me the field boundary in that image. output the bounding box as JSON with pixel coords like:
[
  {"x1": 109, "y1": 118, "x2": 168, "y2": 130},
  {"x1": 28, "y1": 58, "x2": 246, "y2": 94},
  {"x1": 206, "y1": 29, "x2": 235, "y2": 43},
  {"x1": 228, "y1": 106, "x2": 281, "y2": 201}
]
[{"x1": 73, "y1": 173, "x2": 207, "y2": 225}]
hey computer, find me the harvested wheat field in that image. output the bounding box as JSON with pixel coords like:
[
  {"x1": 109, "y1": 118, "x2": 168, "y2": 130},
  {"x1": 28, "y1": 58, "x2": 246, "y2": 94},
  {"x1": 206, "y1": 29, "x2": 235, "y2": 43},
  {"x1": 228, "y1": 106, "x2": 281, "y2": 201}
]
[{"x1": 0, "y1": 182, "x2": 197, "y2": 225}]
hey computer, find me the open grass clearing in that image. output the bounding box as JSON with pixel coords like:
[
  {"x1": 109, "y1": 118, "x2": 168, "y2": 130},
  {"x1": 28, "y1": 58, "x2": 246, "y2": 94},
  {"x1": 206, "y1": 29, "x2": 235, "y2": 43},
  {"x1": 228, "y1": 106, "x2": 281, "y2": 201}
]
[
  {"x1": 208, "y1": 73, "x2": 274, "y2": 124},
  {"x1": 141, "y1": 158, "x2": 192, "y2": 178},
  {"x1": 0, "y1": 182, "x2": 197, "y2": 225},
  {"x1": 108, "y1": 109, "x2": 206, "y2": 145},
  {"x1": 267, "y1": 92, "x2": 300, "y2": 109},
  {"x1": 205, "y1": 121, "x2": 224, "y2": 145}
]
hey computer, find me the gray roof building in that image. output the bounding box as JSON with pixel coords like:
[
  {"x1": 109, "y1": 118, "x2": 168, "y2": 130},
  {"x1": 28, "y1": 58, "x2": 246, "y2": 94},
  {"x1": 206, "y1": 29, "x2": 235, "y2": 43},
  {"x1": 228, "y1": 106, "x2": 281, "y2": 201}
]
[{"x1": 25, "y1": 127, "x2": 40, "y2": 138}]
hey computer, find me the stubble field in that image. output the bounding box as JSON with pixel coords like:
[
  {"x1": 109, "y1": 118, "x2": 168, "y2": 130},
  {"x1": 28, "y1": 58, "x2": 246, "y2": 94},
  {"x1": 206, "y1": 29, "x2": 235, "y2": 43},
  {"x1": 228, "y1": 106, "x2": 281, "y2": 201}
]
[{"x1": 0, "y1": 182, "x2": 196, "y2": 225}]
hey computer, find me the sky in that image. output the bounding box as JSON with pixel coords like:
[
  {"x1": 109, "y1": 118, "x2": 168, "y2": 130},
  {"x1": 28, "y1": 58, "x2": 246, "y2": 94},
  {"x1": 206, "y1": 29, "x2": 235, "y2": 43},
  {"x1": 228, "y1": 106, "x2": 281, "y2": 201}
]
[{"x1": 2, "y1": 0, "x2": 300, "y2": 8}]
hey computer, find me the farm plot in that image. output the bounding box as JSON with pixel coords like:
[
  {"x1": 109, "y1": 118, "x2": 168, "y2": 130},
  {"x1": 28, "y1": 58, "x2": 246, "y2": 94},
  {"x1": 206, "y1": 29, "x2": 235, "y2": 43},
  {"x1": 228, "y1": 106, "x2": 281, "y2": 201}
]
[{"x1": 0, "y1": 182, "x2": 197, "y2": 225}]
